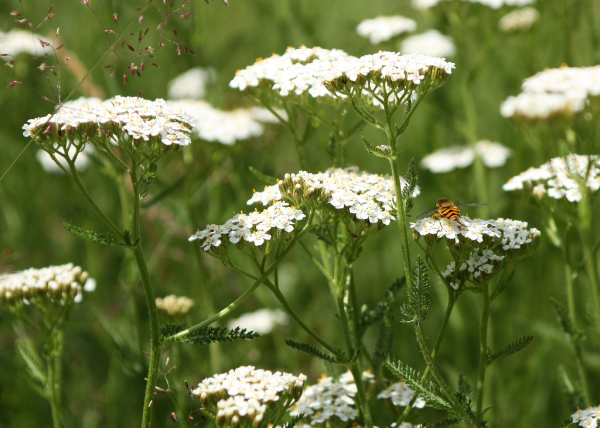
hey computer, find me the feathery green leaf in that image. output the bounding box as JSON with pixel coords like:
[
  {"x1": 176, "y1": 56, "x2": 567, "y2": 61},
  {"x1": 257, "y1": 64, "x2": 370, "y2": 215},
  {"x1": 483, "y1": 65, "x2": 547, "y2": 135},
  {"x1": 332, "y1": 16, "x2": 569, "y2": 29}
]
[
  {"x1": 551, "y1": 297, "x2": 585, "y2": 343},
  {"x1": 401, "y1": 158, "x2": 418, "y2": 214},
  {"x1": 16, "y1": 342, "x2": 46, "y2": 389},
  {"x1": 63, "y1": 223, "x2": 117, "y2": 246},
  {"x1": 140, "y1": 163, "x2": 157, "y2": 197},
  {"x1": 161, "y1": 324, "x2": 259, "y2": 346},
  {"x1": 249, "y1": 166, "x2": 279, "y2": 186},
  {"x1": 359, "y1": 277, "x2": 405, "y2": 336},
  {"x1": 486, "y1": 335, "x2": 534, "y2": 367},
  {"x1": 285, "y1": 340, "x2": 338, "y2": 363},
  {"x1": 490, "y1": 268, "x2": 514, "y2": 301},
  {"x1": 401, "y1": 256, "x2": 431, "y2": 321}
]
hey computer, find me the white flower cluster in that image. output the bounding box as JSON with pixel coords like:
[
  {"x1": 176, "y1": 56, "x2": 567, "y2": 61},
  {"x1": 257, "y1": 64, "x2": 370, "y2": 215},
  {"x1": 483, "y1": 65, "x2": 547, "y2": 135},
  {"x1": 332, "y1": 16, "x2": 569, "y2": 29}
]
[
  {"x1": 421, "y1": 140, "x2": 512, "y2": 173},
  {"x1": 0, "y1": 29, "x2": 52, "y2": 59},
  {"x1": 167, "y1": 67, "x2": 217, "y2": 100},
  {"x1": 501, "y1": 65, "x2": 600, "y2": 120},
  {"x1": 572, "y1": 406, "x2": 600, "y2": 428},
  {"x1": 0, "y1": 263, "x2": 95, "y2": 308},
  {"x1": 227, "y1": 309, "x2": 288, "y2": 335},
  {"x1": 167, "y1": 100, "x2": 267, "y2": 145},
  {"x1": 155, "y1": 294, "x2": 194, "y2": 316},
  {"x1": 230, "y1": 46, "x2": 359, "y2": 99},
  {"x1": 401, "y1": 30, "x2": 456, "y2": 58},
  {"x1": 23, "y1": 96, "x2": 195, "y2": 149},
  {"x1": 442, "y1": 249, "x2": 505, "y2": 288},
  {"x1": 248, "y1": 167, "x2": 419, "y2": 227},
  {"x1": 412, "y1": 0, "x2": 534, "y2": 10},
  {"x1": 193, "y1": 366, "x2": 306, "y2": 428},
  {"x1": 503, "y1": 154, "x2": 600, "y2": 202},
  {"x1": 290, "y1": 371, "x2": 373, "y2": 425},
  {"x1": 189, "y1": 202, "x2": 306, "y2": 251},
  {"x1": 498, "y1": 7, "x2": 539, "y2": 32},
  {"x1": 356, "y1": 16, "x2": 417, "y2": 44},
  {"x1": 377, "y1": 381, "x2": 426, "y2": 408}
]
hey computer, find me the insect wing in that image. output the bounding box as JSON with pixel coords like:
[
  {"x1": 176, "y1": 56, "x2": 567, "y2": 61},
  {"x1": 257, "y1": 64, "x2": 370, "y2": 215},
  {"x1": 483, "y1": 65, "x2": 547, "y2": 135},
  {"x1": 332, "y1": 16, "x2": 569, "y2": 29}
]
[{"x1": 416, "y1": 207, "x2": 439, "y2": 218}]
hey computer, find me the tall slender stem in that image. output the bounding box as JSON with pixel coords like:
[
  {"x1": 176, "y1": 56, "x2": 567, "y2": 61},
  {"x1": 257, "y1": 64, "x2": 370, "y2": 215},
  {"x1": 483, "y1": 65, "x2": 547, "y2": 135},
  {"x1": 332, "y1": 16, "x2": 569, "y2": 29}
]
[
  {"x1": 389, "y1": 158, "x2": 414, "y2": 290},
  {"x1": 475, "y1": 281, "x2": 490, "y2": 425},
  {"x1": 47, "y1": 329, "x2": 64, "y2": 428},
  {"x1": 578, "y1": 182, "x2": 600, "y2": 329}
]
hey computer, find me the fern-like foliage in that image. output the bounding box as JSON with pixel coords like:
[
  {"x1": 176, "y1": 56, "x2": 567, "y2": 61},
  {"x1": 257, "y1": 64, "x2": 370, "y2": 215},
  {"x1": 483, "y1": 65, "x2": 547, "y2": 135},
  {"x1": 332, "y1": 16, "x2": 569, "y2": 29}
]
[
  {"x1": 280, "y1": 414, "x2": 305, "y2": 428},
  {"x1": 310, "y1": 226, "x2": 333, "y2": 246},
  {"x1": 161, "y1": 324, "x2": 259, "y2": 346},
  {"x1": 249, "y1": 166, "x2": 279, "y2": 186},
  {"x1": 63, "y1": 223, "x2": 117, "y2": 246},
  {"x1": 359, "y1": 278, "x2": 405, "y2": 337},
  {"x1": 140, "y1": 163, "x2": 157, "y2": 197},
  {"x1": 422, "y1": 418, "x2": 460, "y2": 428},
  {"x1": 352, "y1": 98, "x2": 382, "y2": 129},
  {"x1": 361, "y1": 135, "x2": 391, "y2": 158},
  {"x1": 559, "y1": 366, "x2": 585, "y2": 412},
  {"x1": 285, "y1": 340, "x2": 338, "y2": 363},
  {"x1": 486, "y1": 335, "x2": 534, "y2": 367},
  {"x1": 400, "y1": 256, "x2": 431, "y2": 322},
  {"x1": 490, "y1": 268, "x2": 514, "y2": 301},
  {"x1": 561, "y1": 416, "x2": 576, "y2": 428},
  {"x1": 16, "y1": 342, "x2": 47, "y2": 393},
  {"x1": 401, "y1": 157, "x2": 418, "y2": 214},
  {"x1": 384, "y1": 357, "x2": 451, "y2": 411},
  {"x1": 551, "y1": 297, "x2": 585, "y2": 343},
  {"x1": 458, "y1": 374, "x2": 472, "y2": 400},
  {"x1": 396, "y1": 97, "x2": 413, "y2": 135}
]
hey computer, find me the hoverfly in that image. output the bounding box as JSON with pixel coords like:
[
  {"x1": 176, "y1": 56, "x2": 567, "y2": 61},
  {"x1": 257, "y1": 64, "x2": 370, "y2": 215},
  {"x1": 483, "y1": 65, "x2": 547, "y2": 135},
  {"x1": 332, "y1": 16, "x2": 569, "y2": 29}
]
[{"x1": 416, "y1": 198, "x2": 488, "y2": 221}]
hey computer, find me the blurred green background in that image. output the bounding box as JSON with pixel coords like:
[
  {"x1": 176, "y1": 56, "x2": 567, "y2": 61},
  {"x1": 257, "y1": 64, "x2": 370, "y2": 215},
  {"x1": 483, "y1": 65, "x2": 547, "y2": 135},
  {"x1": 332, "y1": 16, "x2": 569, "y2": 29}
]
[{"x1": 1, "y1": 0, "x2": 599, "y2": 427}]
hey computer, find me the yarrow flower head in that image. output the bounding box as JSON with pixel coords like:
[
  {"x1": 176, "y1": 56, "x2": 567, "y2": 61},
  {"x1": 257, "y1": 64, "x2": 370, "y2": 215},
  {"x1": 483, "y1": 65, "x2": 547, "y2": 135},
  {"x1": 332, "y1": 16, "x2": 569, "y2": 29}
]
[
  {"x1": 421, "y1": 140, "x2": 511, "y2": 173},
  {"x1": 167, "y1": 67, "x2": 217, "y2": 100},
  {"x1": 411, "y1": 217, "x2": 540, "y2": 288},
  {"x1": 290, "y1": 371, "x2": 374, "y2": 426},
  {"x1": 227, "y1": 309, "x2": 288, "y2": 335},
  {"x1": 324, "y1": 51, "x2": 455, "y2": 107},
  {"x1": 412, "y1": 0, "x2": 534, "y2": 10},
  {"x1": 0, "y1": 263, "x2": 95, "y2": 315},
  {"x1": 401, "y1": 30, "x2": 456, "y2": 58},
  {"x1": 0, "y1": 29, "x2": 52, "y2": 59},
  {"x1": 500, "y1": 65, "x2": 600, "y2": 121},
  {"x1": 192, "y1": 366, "x2": 306, "y2": 428},
  {"x1": 572, "y1": 405, "x2": 600, "y2": 428},
  {"x1": 23, "y1": 96, "x2": 195, "y2": 164},
  {"x1": 155, "y1": 294, "x2": 194, "y2": 317},
  {"x1": 377, "y1": 380, "x2": 426, "y2": 408},
  {"x1": 498, "y1": 7, "x2": 540, "y2": 32},
  {"x1": 503, "y1": 154, "x2": 600, "y2": 203},
  {"x1": 356, "y1": 16, "x2": 417, "y2": 44}
]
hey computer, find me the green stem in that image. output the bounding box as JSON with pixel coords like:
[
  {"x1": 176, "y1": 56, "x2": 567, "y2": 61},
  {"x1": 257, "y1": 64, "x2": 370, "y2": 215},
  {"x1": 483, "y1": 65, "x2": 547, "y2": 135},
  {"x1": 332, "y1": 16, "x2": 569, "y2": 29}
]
[
  {"x1": 389, "y1": 157, "x2": 414, "y2": 291},
  {"x1": 475, "y1": 281, "x2": 490, "y2": 425},
  {"x1": 349, "y1": 362, "x2": 373, "y2": 428},
  {"x1": 47, "y1": 330, "x2": 64, "y2": 428},
  {"x1": 578, "y1": 181, "x2": 600, "y2": 330},
  {"x1": 397, "y1": 287, "x2": 456, "y2": 424}
]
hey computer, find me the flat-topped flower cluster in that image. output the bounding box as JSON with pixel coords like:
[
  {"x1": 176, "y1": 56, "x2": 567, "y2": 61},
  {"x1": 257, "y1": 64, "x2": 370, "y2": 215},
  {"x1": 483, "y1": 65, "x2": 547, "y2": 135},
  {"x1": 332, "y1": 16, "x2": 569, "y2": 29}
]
[
  {"x1": 412, "y1": 0, "x2": 534, "y2": 10},
  {"x1": 503, "y1": 154, "x2": 600, "y2": 202},
  {"x1": 356, "y1": 16, "x2": 417, "y2": 44},
  {"x1": 248, "y1": 167, "x2": 418, "y2": 226},
  {"x1": 377, "y1": 380, "x2": 426, "y2": 408},
  {"x1": 290, "y1": 371, "x2": 375, "y2": 425},
  {"x1": 401, "y1": 30, "x2": 456, "y2": 58},
  {"x1": 193, "y1": 366, "x2": 306, "y2": 428},
  {"x1": 571, "y1": 405, "x2": 600, "y2": 428},
  {"x1": 501, "y1": 65, "x2": 600, "y2": 120},
  {"x1": 189, "y1": 202, "x2": 306, "y2": 251},
  {"x1": 0, "y1": 263, "x2": 94, "y2": 308},
  {"x1": 498, "y1": 7, "x2": 539, "y2": 32},
  {"x1": 23, "y1": 96, "x2": 195, "y2": 154},
  {"x1": 421, "y1": 140, "x2": 511, "y2": 173}
]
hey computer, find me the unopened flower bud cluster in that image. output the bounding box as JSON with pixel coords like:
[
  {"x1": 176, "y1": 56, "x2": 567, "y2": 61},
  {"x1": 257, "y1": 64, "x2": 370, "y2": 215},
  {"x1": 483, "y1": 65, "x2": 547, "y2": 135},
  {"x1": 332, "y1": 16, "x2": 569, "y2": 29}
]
[
  {"x1": 571, "y1": 405, "x2": 600, "y2": 428},
  {"x1": 501, "y1": 65, "x2": 600, "y2": 120},
  {"x1": 290, "y1": 371, "x2": 374, "y2": 425},
  {"x1": 356, "y1": 16, "x2": 417, "y2": 44},
  {"x1": 193, "y1": 366, "x2": 306, "y2": 428},
  {"x1": 23, "y1": 96, "x2": 195, "y2": 159},
  {"x1": 0, "y1": 263, "x2": 94, "y2": 309},
  {"x1": 377, "y1": 380, "x2": 426, "y2": 408},
  {"x1": 155, "y1": 294, "x2": 194, "y2": 316},
  {"x1": 189, "y1": 202, "x2": 306, "y2": 252},
  {"x1": 503, "y1": 154, "x2": 600, "y2": 203},
  {"x1": 248, "y1": 167, "x2": 418, "y2": 230}
]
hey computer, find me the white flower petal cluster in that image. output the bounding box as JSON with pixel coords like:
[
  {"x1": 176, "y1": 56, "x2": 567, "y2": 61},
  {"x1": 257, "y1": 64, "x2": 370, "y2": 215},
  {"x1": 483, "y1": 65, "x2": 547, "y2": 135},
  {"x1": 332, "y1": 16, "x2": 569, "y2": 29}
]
[
  {"x1": 501, "y1": 65, "x2": 600, "y2": 120},
  {"x1": 290, "y1": 371, "x2": 366, "y2": 425},
  {"x1": 503, "y1": 154, "x2": 600, "y2": 202},
  {"x1": 572, "y1": 406, "x2": 600, "y2": 428},
  {"x1": 0, "y1": 29, "x2": 52, "y2": 58},
  {"x1": 421, "y1": 140, "x2": 511, "y2": 173},
  {"x1": 168, "y1": 67, "x2": 216, "y2": 100},
  {"x1": 227, "y1": 309, "x2": 288, "y2": 335},
  {"x1": 412, "y1": 0, "x2": 534, "y2": 10},
  {"x1": 0, "y1": 263, "x2": 93, "y2": 307},
  {"x1": 230, "y1": 46, "x2": 359, "y2": 99},
  {"x1": 23, "y1": 96, "x2": 194, "y2": 148},
  {"x1": 356, "y1": 16, "x2": 417, "y2": 44},
  {"x1": 167, "y1": 100, "x2": 265, "y2": 145},
  {"x1": 498, "y1": 7, "x2": 539, "y2": 32},
  {"x1": 194, "y1": 366, "x2": 306, "y2": 428},
  {"x1": 412, "y1": 216, "x2": 501, "y2": 243},
  {"x1": 189, "y1": 202, "x2": 306, "y2": 251},
  {"x1": 442, "y1": 249, "x2": 505, "y2": 287},
  {"x1": 401, "y1": 30, "x2": 456, "y2": 58},
  {"x1": 155, "y1": 294, "x2": 194, "y2": 316},
  {"x1": 377, "y1": 381, "x2": 426, "y2": 408},
  {"x1": 248, "y1": 167, "x2": 418, "y2": 227}
]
